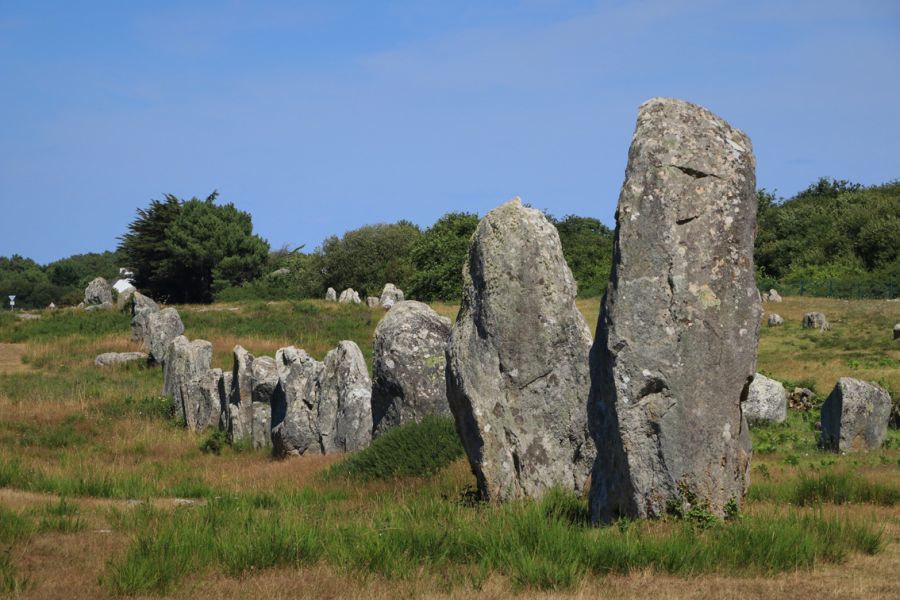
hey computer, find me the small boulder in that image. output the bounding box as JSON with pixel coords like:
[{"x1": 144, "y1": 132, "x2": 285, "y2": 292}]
[
  {"x1": 379, "y1": 283, "x2": 405, "y2": 309},
  {"x1": 325, "y1": 287, "x2": 337, "y2": 302},
  {"x1": 85, "y1": 302, "x2": 114, "y2": 312},
  {"x1": 145, "y1": 308, "x2": 185, "y2": 364},
  {"x1": 766, "y1": 289, "x2": 782, "y2": 303},
  {"x1": 372, "y1": 301, "x2": 451, "y2": 437},
  {"x1": 820, "y1": 378, "x2": 892, "y2": 452},
  {"x1": 250, "y1": 356, "x2": 280, "y2": 449},
  {"x1": 95, "y1": 352, "x2": 148, "y2": 367},
  {"x1": 744, "y1": 374, "x2": 787, "y2": 425},
  {"x1": 84, "y1": 277, "x2": 113, "y2": 307},
  {"x1": 338, "y1": 288, "x2": 361, "y2": 304},
  {"x1": 15, "y1": 313, "x2": 40, "y2": 321},
  {"x1": 162, "y1": 336, "x2": 213, "y2": 428},
  {"x1": 767, "y1": 314, "x2": 784, "y2": 327},
  {"x1": 802, "y1": 312, "x2": 830, "y2": 331},
  {"x1": 366, "y1": 296, "x2": 381, "y2": 308},
  {"x1": 788, "y1": 387, "x2": 816, "y2": 411}
]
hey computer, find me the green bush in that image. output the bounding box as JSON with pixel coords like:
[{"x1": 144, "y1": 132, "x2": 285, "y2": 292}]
[{"x1": 328, "y1": 417, "x2": 465, "y2": 481}]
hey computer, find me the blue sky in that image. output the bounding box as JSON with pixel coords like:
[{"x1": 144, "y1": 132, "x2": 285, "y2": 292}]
[{"x1": 1, "y1": 0, "x2": 898, "y2": 264}]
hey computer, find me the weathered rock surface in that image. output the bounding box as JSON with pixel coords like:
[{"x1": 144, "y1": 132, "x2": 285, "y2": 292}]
[
  {"x1": 338, "y1": 288, "x2": 361, "y2": 304},
  {"x1": 163, "y1": 336, "x2": 213, "y2": 428},
  {"x1": 250, "y1": 357, "x2": 280, "y2": 448},
  {"x1": 446, "y1": 198, "x2": 594, "y2": 502},
  {"x1": 272, "y1": 347, "x2": 323, "y2": 456},
  {"x1": 116, "y1": 285, "x2": 136, "y2": 312},
  {"x1": 765, "y1": 289, "x2": 782, "y2": 303},
  {"x1": 144, "y1": 308, "x2": 185, "y2": 364},
  {"x1": 226, "y1": 346, "x2": 255, "y2": 443},
  {"x1": 788, "y1": 387, "x2": 816, "y2": 411},
  {"x1": 802, "y1": 312, "x2": 829, "y2": 331},
  {"x1": 130, "y1": 293, "x2": 160, "y2": 342},
  {"x1": 820, "y1": 378, "x2": 892, "y2": 452},
  {"x1": 589, "y1": 98, "x2": 761, "y2": 522},
  {"x1": 366, "y1": 296, "x2": 381, "y2": 308},
  {"x1": 744, "y1": 374, "x2": 787, "y2": 425},
  {"x1": 326, "y1": 287, "x2": 337, "y2": 302},
  {"x1": 379, "y1": 284, "x2": 405, "y2": 309},
  {"x1": 85, "y1": 302, "x2": 114, "y2": 312},
  {"x1": 318, "y1": 341, "x2": 372, "y2": 453},
  {"x1": 372, "y1": 301, "x2": 451, "y2": 437},
  {"x1": 184, "y1": 368, "x2": 227, "y2": 432},
  {"x1": 84, "y1": 277, "x2": 113, "y2": 307},
  {"x1": 767, "y1": 314, "x2": 784, "y2": 327},
  {"x1": 94, "y1": 352, "x2": 149, "y2": 367}
]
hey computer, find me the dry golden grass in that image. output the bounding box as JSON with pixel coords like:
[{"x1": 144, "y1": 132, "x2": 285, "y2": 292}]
[{"x1": 0, "y1": 342, "x2": 29, "y2": 373}]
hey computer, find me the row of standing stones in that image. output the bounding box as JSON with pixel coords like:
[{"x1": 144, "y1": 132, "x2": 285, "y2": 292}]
[{"x1": 92, "y1": 97, "x2": 897, "y2": 523}]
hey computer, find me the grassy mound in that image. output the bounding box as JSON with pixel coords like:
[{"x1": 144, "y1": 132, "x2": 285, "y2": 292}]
[{"x1": 328, "y1": 416, "x2": 465, "y2": 481}]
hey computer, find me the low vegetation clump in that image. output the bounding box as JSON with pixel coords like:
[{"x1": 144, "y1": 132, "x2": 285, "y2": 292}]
[
  {"x1": 749, "y1": 469, "x2": 900, "y2": 506},
  {"x1": 327, "y1": 416, "x2": 465, "y2": 481}
]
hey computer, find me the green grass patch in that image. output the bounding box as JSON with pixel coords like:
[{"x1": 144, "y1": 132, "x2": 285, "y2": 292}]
[
  {"x1": 103, "y1": 489, "x2": 883, "y2": 595},
  {"x1": 0, "y1": 309, "x2": 131, "y2": 342},
  {"x1": 327, "y1": 417, "x2": 465, "y2": 481},
  {"x1": 749, "y1": 469, "x2": 900, "y2": 506}
]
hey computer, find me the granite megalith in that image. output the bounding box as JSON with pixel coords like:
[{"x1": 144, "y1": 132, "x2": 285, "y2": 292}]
[
  {"x1": 446, "y1": 198, "x2": 595, "y2": 502},
  {"x1": 145, "y1": 308, "x2": 185, "y2": 364},
  {"x1": 379, "y1": 283, "x2": 405, "y2": 309},
  {"x1": 226, "y1": 346, "x2": 255, "y2": 443},
  {"x1": 820, "y1": 377, "x2": 892, "y2": 452},
  {"x1": 162, "y1": 336, "x2": 213, "y2": 428},
  {"x1": 372, "y1": 301, "x2": 451, "y2": 437},
  {"x1": 318, "y1": 341, "x2": 373, "y2": 453},
  {"x1": 84, "y1": 277, "x2": 113, "y2": 308},
  {"x1": 588, "y1": 98, "x2": 761, "y2": 522}
]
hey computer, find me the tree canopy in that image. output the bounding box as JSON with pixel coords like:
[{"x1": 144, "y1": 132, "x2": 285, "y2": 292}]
[{"x1": 119, "y1": 192, "x2": 269, "y2": 303}]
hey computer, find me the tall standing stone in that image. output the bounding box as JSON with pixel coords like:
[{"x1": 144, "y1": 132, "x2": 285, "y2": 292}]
[
  {"x1": 130, "y1": 292, "x2": 160, "y2": 343},
  {"x1": 162, "y1": 336, "x2": 213, "y2": 427},
  {"x1": 84, "y1": 277, "x2": 113, "y2": 307},
  {"x1": 184, "y1": 368, "x2": 227, "y2": 432},
  {"x1": 589, "y1": 98, "x2": 761, "y2": 522},
  {"x1": 250, "y1": 356, "x2": 280, "y2": 449},
  {"x1": 272, "y1": 347, "x2": 324, "y2": 456},
  {"x1": 227, "y1": 346, "x2": 255, "y2": 443},
  {"x1": 372, "y1": 300, "x2": 452, "y2": 437},
  {"x1": 446, "y1": 198, "x2": 595, "y2": 502},
  {"x1": 317, "y1": 341, "x2": 372, "y2": 453}
]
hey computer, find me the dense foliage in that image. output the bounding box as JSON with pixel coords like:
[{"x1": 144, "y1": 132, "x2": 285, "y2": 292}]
[
  {"x1": 119, "y1": 192, "x2": 269, "y2": 303},
  {"x1": 552, "y1": 215, "x2": 615, "y2": 298},
  {"x1": 0, "y1": 251, "x2": 123, "y2": 309},
  {"x1": 756, "y1": 178, "x2": 900, "y2": 284},
  {"x1": 407, "y1": 212, "x2": 479, "y2": 301}
]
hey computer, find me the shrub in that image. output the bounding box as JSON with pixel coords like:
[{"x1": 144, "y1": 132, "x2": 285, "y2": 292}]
[{"x1": 327, "y1": 417, "x2": 464, "y2": 481}]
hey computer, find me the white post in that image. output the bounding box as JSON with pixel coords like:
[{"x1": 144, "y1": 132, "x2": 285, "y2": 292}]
[{"x1": 8, "y1": 295, "x2": 15, "y2": 310}]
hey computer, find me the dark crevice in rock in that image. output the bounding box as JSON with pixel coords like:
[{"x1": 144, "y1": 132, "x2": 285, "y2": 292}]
[
  {"x1": 670, "y1": 164, "x2": 720, "y2": 179},
  {"x1": 675, "y1": 215, "x2": 698, "y2": 225}
]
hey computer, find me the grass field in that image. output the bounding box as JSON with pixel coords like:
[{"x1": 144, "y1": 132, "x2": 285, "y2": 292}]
[{"x1": 0, "y1": 296, "x2": 898, "y2": 599}]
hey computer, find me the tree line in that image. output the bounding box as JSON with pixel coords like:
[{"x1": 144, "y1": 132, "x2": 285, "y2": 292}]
[{"x1": 1, "y1": 177, "x2": 896, "y2": 309}]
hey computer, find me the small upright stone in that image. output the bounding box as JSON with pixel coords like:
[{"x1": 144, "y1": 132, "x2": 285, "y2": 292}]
[
  {"x1": 318, "y1": 341, "x2": 372, "y2": 453},
  {"x1": 163, "y1": 336, "x2": 213, "y2": 428},
  {"x1": 372, "y1": 301, "x2": 451, "y2": 437},
  {"x1": 84, "y1": 277, "x2": 113, "y2": 307},
  {"x1": 820, "y1": 378, "x2": 892, "y2": 452},
  {"x1": 446, "y1": 198, "x2": 594, "y2": 502},
  {"x1": 767, "y1": 314, "x2": 784, "y2": 327},
  {"x1": 589, "y1": 98, "x2": 761, "y2": 522},
  {"x1": 379, "y1": 283, "x2": 405, "y2": 309},
  {"x1": 338, "y1": 288, "x2": 361, "y2": 304},
  {"x1": 116, "y1": 286, "x2": 136, "y2": 312},
  {"x1": 325, "y1": 287, "x2": 337, "y2": 302},
  {"x1": 250, "y1": 357, "x2": 280, "y2": 449},
  {"x1": 145, "y1": 308, "x2": 185, "y2": 364},
  {"x1": 744, "y1": 374, "x2": 787, "y2": 425},
  {"x1": 130, "y1": 292, "x2": 160, "y2": 343},
  {"x1": 802, "y1": 312, "x2": 829, "y2": 331},
  {"x1": 766, "y1": 289, "x2": 782, "y2": 303},
  {"x1": 893, "y1": 324, "x2": 900, "y2": 340},
  {"x1": 366, "y1": 296, "x2": 381, "y2": 308}
]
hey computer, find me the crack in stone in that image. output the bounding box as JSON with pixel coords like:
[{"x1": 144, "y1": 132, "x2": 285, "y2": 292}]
[
  {"x1": 669, "y1": 164, "x2": 720, "y2": 179},
  {"x1": 675, "y1": 216, "x2": 698, "y2": 225}
]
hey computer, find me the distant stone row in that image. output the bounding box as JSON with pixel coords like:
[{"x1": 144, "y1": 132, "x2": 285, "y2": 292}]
[{"x1": 325, "y1": 283, "x2": 405, "y2": 309}]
